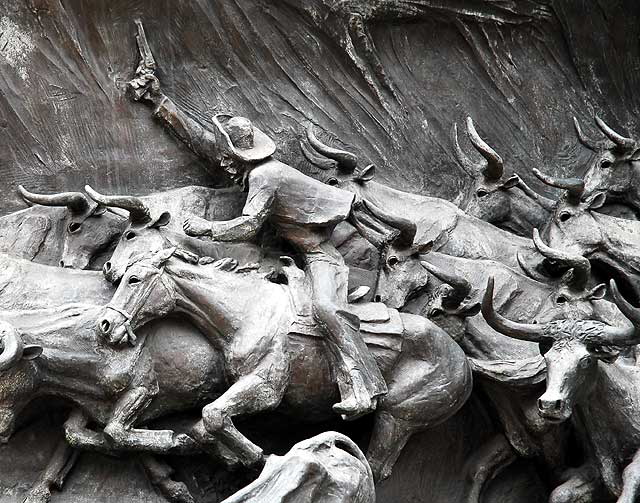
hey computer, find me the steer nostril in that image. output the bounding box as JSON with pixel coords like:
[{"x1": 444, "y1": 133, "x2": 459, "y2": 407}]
[
  {"x1": 104, "y1": 262, "x2": 111, "y2": 272},
  {"x1": 374, "y1": 295, "x2": 381, "y2": 302},
  {"x1": 538, "y1": 399, "x2": 543, "y2": 410},
  {"x1": 100, "y1": 320, "x2": 111, "y2": 334},
  {"x1": 59, "y1": 260, "x2": 65, "y2": 267},
  {"x1": 555, "y1": 399, "x2": 562, "y2": 410}
]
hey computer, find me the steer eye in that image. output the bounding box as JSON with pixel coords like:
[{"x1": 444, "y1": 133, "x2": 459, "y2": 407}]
[
  {"x1": 125, "y1": 231, "x2": 136, "y2": 240},
  {"x1": 600, "y1": 159, "x2": 613, "y2": 169},
  {"x1": 476, "y1": 189, "x2": 489, "y2": 198},
  {"x1": 128, "y1": 276, "x2": 141, "y2": 285},
  {"x1": 556, "y1": 296, "x2": 567, "y2": 304},
  {"x1": 387, "y1": 256, "x2": 399, "y2": 268},
  {"x1": 326, "y1": 177, "x2": 339, "y2": 186},
  {"x1": 559, "y1": 211, "x2": 571, "y2": 222},
  {"x1": 68, "y1": 222, "x2": 81, "y2": 233}
]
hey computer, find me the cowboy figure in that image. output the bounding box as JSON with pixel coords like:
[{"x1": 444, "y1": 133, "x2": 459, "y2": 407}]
[{"x1": 129, "y1": 72, "x2": 415, "y2": 419}]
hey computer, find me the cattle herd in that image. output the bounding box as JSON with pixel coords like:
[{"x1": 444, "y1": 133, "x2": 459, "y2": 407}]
[{"x1": 2, "y1": 92, "x2": 640, "y2": 503}]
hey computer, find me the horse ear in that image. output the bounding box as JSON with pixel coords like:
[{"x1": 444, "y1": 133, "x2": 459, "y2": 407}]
[
  {"x1": 499, "y1": 174, "x2": 520, "y2": 190},
  {"x1": 587, "y1": 283, "x2": 607, "y2": 300},
  {"x1": 150, "y1": 212, "x2": 171, "y2": 228},
  {"x1": 151, "y1": 247, "x2": 176, "y2": 267},
  {"x1": 22, "y1": 345, "x2": 43, "y2": 360},
  {"x1": 587, "y1": 192, "x2": 606, "y2": 210}
]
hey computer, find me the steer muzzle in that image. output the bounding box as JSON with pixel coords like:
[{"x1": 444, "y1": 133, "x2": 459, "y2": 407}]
[{"x1": 537, "y1": 394, "x2": 572, "y2": 423}]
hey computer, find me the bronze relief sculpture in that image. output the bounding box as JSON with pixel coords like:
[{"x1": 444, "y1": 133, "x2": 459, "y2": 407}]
[{"x1": 1, "y1": 3, "x2": 640, "y2": 503}]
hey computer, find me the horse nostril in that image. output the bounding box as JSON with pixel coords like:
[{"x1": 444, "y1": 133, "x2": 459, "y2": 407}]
[
  {"x1": 59, "y1": 260, "x2": 65, "y2": 267},
  {"x1": 100, "y1": 320, "x2": 111, "y2": 334},
  {"x1": 374, "y1": 295, "x2": 381, "y2": 302},
  {"x1": 104, "y1": 262, "x2": 112, "y2": 272},
  {"x1": 538, "y1": 399, "x2": 543, "y2": 410}
]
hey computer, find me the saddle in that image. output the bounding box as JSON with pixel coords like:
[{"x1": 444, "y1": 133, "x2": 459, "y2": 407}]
[{"x1": 280, "y1": 259, "x2": 404, "y2": 352}]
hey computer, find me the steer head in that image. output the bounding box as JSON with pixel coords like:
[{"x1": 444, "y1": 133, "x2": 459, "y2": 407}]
[
  {"x1": 574, "y1": 116, "x2": 640, "y2": 207},
  {"x1": 482, "y1": 277, "x2": 637, "y2": 423},
  {"x1": 452, "y1": 117, "x2": 523, "y2": 222},
  {"x1": 85, "y1": 185, "x2": 171, "y2": 283},
  {"x1": 372, "y1": 242, "x2": 433, "y2": 309},
  {"x1": 0, "y1": 321, "x2": 42, "y2": 443},
  {"x1": 533, "y1": 169, "x2": 606, "y2": 258},
  {"x1": 18, "y1": 186, "x2": 126, "y2": 269}
]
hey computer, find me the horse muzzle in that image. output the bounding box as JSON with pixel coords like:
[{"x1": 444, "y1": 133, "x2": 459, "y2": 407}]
[{"x1": 96, "y1": 309, "x2": 130, "y2": 346}]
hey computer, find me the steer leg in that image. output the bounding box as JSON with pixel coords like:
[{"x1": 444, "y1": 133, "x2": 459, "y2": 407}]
[
  {"x1": 23, "y1": 414, "x2": 82, "y2": 503},
  {"x1": 549, "y1": 463, "x2": 604, "y2": 503},
  {"x1": 139, "y1": 455, "x2": 195, "y2": 503},
  {"x1": 618, "y1": 449, "x2": 640, "y2": 503}
]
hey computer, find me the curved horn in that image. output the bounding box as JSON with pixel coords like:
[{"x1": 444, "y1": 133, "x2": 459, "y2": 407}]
[
  {"x1": 573, "y1": 117, "x2": 607, "y2": 152},
  {"x1": 420, "y1": 260, "x2": 471, "y2": 304},
  {"x1": 482, "y1": 277, "x2": 548, "y2": 342},
  {"x1": 299, "y1": 140, "x2": 338, "y2": 171},
  {"x1": 533, "y1": 168, "x2": 584, "y2": 201},
  {"x1": 466, "y1": 117, "x2": 504, "y2": 180},
  {"x1": 451, "y1": 123, "x2": 481, "y2": 176},
  {"x1": 610, "y1": 279, "x2": 640, "y2": 329},
  {"x1": 532, "y1": 228, "x2": 590, "y2": 289},
  {"x1": 306, "y1": 126, "x2": 358, "y2": 171},
  {"x1": 0, "y1": 322, "x2": 23, "y2": 371},
  {"x1": 84, "y1": 185, "x2": 151, "y2": 224},
  {"x1": 18, "y1": 185, "x2": 90, "y2": 214},
  {"x1": 595, "y1": 116, "x2": 636, "y2": 151}
]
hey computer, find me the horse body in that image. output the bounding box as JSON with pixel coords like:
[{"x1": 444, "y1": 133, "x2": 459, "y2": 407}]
[{"x1": 95, "y1": 250, "x2": 472, "y2": 480}]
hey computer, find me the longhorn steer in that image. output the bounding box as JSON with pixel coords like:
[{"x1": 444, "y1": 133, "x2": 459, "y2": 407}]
[
  {"x1": 535, "y1": 169, "x2": 640, "y2": 303},
  {"x1": 481, "y1": 276, "x2": 640, "y2": 503},
  {"x1": 574, "y1": 116, "x2": 640, "y2": 217},
  {"x1": 84, "y1": 186, "x2": 265, "y2": 284},
  {"x1": 452, "y1": 117, "x2": 553, "y2": 237}
]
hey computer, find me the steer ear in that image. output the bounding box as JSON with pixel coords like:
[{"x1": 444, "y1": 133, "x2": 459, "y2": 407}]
[
  {"x1": 586, "y1": 192, "x2": 606, "y2": 210},
  {"x1": 150, "y1": 211, "x2": 171, "y2": 228},
  {"x1": 150, "y1": 247, "x2": 177, "y2": 268},
  {"x1": 586, "y1": 283, "x2": 607, "y2": 300},
  {"x1": 499, "y1": 174, "x2": 520, "y2": 190},
  {"x1": 22, "y1": 345, "x2": 43, "y2": 360}
]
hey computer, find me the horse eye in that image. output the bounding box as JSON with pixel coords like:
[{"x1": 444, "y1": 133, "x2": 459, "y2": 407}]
[
  {"x1": 556, "y1": 296, "x2": 567, "y2": 304},
  {"x1": 327, "y1": 178, "x2": 339, "y2": 186},
  {"x1": 128, "y1": 276, "x2": 141, "y2": 285},
  {"x1": 387, "y1": 256, "x2": 399, "y2": 268},
  {"x1": 476, "y1": 189, "x2": 489, "y2": 198},
  {"x1": 125, "y1": 231, "x2": 136, "y2": 240},
  {"x1": 601, "y1": 160, "x2": 613, "y2": 169},
  {"x1": 68, "y1": 222, "x2": 81, "y2": 233},
  {"x1": 559, "y1": 212, "x2": 571, "y2": 222}
]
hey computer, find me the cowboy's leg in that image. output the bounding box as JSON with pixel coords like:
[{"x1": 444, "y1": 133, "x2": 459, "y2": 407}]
[{"x1": 308, "y1": 254, "x2": 386, "y2": 418}]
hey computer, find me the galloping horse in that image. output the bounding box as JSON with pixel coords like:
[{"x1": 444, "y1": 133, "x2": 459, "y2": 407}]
[{"x1": 94, "y1": 247, "x2": 472, "y2": 480}]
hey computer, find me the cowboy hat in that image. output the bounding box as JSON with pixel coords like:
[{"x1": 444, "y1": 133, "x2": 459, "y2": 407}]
[{"x1": 212, "y1": 113, "x2": 276, "y2": 162}]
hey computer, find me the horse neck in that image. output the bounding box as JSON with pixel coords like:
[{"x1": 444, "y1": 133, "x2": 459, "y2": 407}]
[{"x1": 165, "y1": 259, "x2": 271, "y2": 338}]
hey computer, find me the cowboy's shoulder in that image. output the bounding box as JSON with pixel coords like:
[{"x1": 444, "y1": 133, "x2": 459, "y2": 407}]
[{"x1": 248, "y1": 159, "x2": 296, "y2": 183}]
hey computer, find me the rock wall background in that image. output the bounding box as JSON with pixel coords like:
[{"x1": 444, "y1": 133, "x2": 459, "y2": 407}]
[{"x1": 0, "y1": 0, "x2": 637, "y2": 501}]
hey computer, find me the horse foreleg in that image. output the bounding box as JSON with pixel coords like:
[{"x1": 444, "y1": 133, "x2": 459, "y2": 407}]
[
  {"x1": 139, "y1": 455, "x2": 195, "y2": 503},
  {"x1": 195, "y1": 369, "x2": 288, "y2": 468},
  {"x1": 618, "y1": 449, "x2": 640, "y2": 503},
  {"x1": 103, "y1": 386, "x2": 189, "y2": 453},
  {"x1": 462, "y1": 433, "x2": 517, "y2": 503}
]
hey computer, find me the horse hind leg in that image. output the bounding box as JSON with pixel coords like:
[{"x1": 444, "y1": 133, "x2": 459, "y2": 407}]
[
  {"x1": 367, "y1": 411, "x2": 415, "y2": 482},
  {"x1": 462, "y1": 433, "x2": 517, "y2": 503}
]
